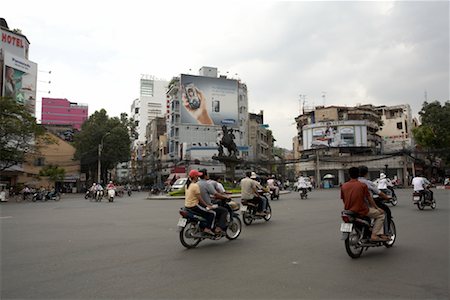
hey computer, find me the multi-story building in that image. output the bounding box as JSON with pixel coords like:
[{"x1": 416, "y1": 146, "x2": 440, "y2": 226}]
[
  {"x1": 41, "y1": 97, "x2": 88, "y2": 130},
  {"x1": 144, "y1": 117, "x2": 167, "y2": 186},
  {"x1": 294, "y1": 104, "x2": 415, "y2": 187},
  {"x1": 248, "y1": 111, "x2": 275, "y2": 173},
  {"x1": 375, "y1": 104, "x2": 414, "y2": 153},
  {"x1": 1, "y1": 18, "x2": 37, "y2": 116},
  {"x1": 166, "y1": 67, "x2": 249, "y2": 175}
]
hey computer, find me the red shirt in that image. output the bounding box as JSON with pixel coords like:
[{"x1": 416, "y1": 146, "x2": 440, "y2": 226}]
[{"x1": 340, "y1": 179, "x2": 370, "y2": 216}]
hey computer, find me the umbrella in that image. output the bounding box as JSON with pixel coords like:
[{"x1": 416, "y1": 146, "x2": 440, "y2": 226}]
[{"x1": 323, "y1": 174, "x2": 335, "y2": 179}]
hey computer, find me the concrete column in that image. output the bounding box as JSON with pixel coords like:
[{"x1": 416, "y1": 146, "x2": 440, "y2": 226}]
[{"x1": 338, "y1": 169, "x2": 345, "y2": 185}]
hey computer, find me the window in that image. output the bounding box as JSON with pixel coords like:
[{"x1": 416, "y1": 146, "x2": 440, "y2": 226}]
[
  {"x1": 135, "y1": 108, "x2": 139, "y2": 114},
  {"x1": 34, "y1": 157, "x2": 45, "y2": 166},
  {"x1": 135, "y1": 120, "x2": 139, "y2": 127},
  {"x1": 397, "y1": 122, "x2": 403, "y2": 130}
]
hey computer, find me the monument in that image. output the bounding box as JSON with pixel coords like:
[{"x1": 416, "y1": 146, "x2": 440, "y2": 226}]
[{"x1": 212, "y1": 125, "x2": 243, "y2": 182}]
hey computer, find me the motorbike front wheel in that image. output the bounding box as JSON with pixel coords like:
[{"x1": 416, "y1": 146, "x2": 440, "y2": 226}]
[
  {"x1": 226, "y1": 216, "x2": 242, "y2": 240},
  {"x1": 54, "y1": 195, "x2": 61, "y2": 201},
  {"x1": 179, "y1": 222, "x2": 202, "y2": 249},
  {"x1": 430, "y1": 200, "x2": 436, "y2": 209},
  {"x1": 384, "y1": 219, "x2": 396, "y2": 248},
  {"x1": 264, "y1": 205, "x2": 272, "y2": 221},
  {"x1": 242, "y1": 211, "x2": 253, "y2": 225},
  {"x1": 391, "y1": 196, "x2": 398, "y2": 206},
  {"x1": 345, "y1": 227, "x2": 363, "y2": 258},
  {"x1": 417, "y1": 201, "x2": 425, "y2": 210}
]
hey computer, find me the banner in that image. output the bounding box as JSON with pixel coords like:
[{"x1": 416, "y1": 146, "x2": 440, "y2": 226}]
[
  {"x1": 2, "y1": 52, "x2": 37, "y2": 116},
  {"x1": 180, "y1": 74, "x2": 238, "y2": 127}
]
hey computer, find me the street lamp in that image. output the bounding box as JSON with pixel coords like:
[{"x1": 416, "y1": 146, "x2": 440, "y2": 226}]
[{"x1": 98, "y1": 132, "x2": 111, "y2": 184}]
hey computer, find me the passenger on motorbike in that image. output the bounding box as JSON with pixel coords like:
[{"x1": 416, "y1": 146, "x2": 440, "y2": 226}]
[
  {"x1": 267, "y1": 175, "x2": 280, "y2": 197},
  {"x1": 377, "y1": 173, "x2": 397, "y2": 199},
  {"x1": 241, "y1": 171, "x2": 268, "y2": 215},
  {"x1": 198, "y1": 169, "x2": 230, "y2": 234},
  {"x1": 412, "y1": 174, "x2": 433, "y2": 202},
  {"x1": 358, "y1": 166, "x2": 392, "y2": 234},
  {"x1": 341, "y1": 167, "x2": 388, "y2": 242},
  {"x1": 184, "y1": 169, "x2": 216, "y2": 235}
]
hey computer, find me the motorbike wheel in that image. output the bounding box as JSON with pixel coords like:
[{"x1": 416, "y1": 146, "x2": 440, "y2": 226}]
[
  {"x1": 242, "y1": 211, "x2": 253, "y2": 225},
  {"x1": 345, "y1": 227, "x2": 363, "y2": 258},
  {"x1": 32, "y1": 197, "x2": 37, "y2": 202},
  {"x1": 109, "y1": 197, "x2": 113, "y2": 202},
  {"x1": 264, "y1": 205, "x2": 272, "y2": 221},
  {"x1": 417, "y1": 201, "x2": 425, "y2": 210},
  {"x1": 179, "y1": 222, "x2": 202, "y2": 249},
  {"x1": 430, "y1": 200, "x2": 436, "y2": 209},
  {"x1": 53, "y1": 195, "x2": 61, "y2": 201},
  {"x1": 84, "y1": 194, "x2": 89, "y2": 199},
  {"x1": 226, "y1": 216, "x2": 242, "y2": 240},
  {"x1": 391, "y1": 196, "x2": 398, "y2": 206},
  {"x1": 384, "y1": 220, "x2": 396, "y2": 248}
]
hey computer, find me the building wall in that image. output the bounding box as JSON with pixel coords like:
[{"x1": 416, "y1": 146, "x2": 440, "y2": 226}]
[
  {"x1": 376, "y1": 104, "x2": 414, "y2": 152},
  {"x1": 41, "y1": 98, "x2": 88, "y2": 130},
  {"x1": 18, "y1": 131, "x2": 80, "y2": 188}
]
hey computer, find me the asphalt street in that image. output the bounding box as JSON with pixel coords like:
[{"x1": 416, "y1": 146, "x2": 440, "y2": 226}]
[{"x1": 1, "y1": 189, "x2": 448, "y2": 299}]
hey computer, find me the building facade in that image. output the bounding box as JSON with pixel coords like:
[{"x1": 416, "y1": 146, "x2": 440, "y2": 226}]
[
  {"x1": 41, "y1": 97, "x2": 88, "y2": 130},
  {"x1": 294, "y1": 104, "x2": 415, "y2": 187},
  {"x1": 165, "y1": 67, "x2": 249, "y2": 175},
  {"x1": 248, "y1": 111, "x2": 275, "y2": 173}
]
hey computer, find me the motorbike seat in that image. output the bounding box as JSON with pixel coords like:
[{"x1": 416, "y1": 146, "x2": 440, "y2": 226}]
[{"x1": 180, "y1": 207, "x2": 207, "y2": 222}]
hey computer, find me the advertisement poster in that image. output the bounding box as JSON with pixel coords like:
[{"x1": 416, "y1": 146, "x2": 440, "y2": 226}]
[
  {"x1": 2, "y1": 52, "x2": 37, "y2": 116},
  {"x1": 180, "y1": 74, "x2": 238, "y2": 127},
  {"x1": 309, "y1": 125, "x2": 356, "y2": 148}
]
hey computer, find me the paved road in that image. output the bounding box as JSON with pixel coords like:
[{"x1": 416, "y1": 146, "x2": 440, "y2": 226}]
[{"x1": 1, "y1": 189, "x2": 448, "y2": 299}]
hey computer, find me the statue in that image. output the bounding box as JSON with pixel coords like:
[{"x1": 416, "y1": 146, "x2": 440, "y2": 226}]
[{"x1": 218, "y1": 125, "x2": 238, "y2": 158}]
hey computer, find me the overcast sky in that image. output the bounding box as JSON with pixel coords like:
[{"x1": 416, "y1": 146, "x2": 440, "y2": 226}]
[{"x1": 4, "y1": 1, "x2": 449, "y2": 149}]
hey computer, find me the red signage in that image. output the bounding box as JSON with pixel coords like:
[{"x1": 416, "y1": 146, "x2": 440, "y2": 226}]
[{"x1": 2, "y1": 32, "x2": 25, "y2": 48}]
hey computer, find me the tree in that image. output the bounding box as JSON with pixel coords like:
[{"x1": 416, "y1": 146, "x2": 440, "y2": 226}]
[
  {"x1": 0, "y1": 97, "x2": 44, "y2": 171},
  {"x1": 73, "y1": 109, "x2": 132, "y2": 183},
  {"x1": 413, "y1": 101, "x2": 450, "y2": 165},
  {"x1": 39, "y1": 165, "x2": 65, "y2": 186}
]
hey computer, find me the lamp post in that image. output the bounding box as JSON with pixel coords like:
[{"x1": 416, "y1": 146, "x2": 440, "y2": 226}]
[{"x1": 97, "y1": 132, "x2": 110, "y2": 184}]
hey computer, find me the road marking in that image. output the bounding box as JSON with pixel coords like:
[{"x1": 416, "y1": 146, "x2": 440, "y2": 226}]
[{"x1": 0, "y1": 216, "x2": 13, "y2": 219}]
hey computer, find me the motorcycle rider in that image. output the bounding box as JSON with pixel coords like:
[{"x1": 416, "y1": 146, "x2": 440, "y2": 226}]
[
  {"x1": 412, "y1": 174, "x2": 433, "y2": 202},
  {"x1": 106, "y1": 181, "x2": 116, "y2": 190},
  {"x1": 377, "y1": 173, "x2": 397, "y2": 199},
  {"x1": 241, "y1": 171, "x2": 268, "y2": 215},
  {"x1": 297, "y1": 174, "x2": 309, "y2": 194},
  {"x1": 341, "y1": 167, "x2": 388, "y2": 242},
  {"x1": 184, "y1": 169, "x2": 215, "y2": 235},
  {"x1": 198, "y1": 169, "x2": 230, "y2": 234},
  {"x1": 358, "y1": 166, "x2": 392, "y2": 234},
  {"x1": 94, "y1": 182, "x2": 104, "y2": 199},
  {"x1": 267, "y1": 175, "x2": 280, "y2": 198}
]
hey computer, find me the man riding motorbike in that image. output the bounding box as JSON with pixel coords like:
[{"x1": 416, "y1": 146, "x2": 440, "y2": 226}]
[
  {"x1": 412, "y1": 174, "x2": 433, "y2": 202},
  {"x1": 267, "y1": 175, "x2": 280, "y2": 198},
  {"x1": 241, "y1": 171, "x2": 268, "y2": 215},
  {"x1": 376, "y1": 173, "x2": 397, "y2": 199}
]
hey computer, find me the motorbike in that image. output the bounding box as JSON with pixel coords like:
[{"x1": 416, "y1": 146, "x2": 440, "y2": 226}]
[
  {"x1": 340, "y1": 209, "x2": 396, "y2": 258},
  {"x1": 299, "y1": 187, "x2": 308, "y2": 199},
  {"x1": 269, "y1": 187, "x2": 280, "y2": 200},
  {"x1": 45, "y1": 190, "x2": 61, "y2": 201},
  {"x1": 95, "y1": 190, "x2": 104, "y2": 202},
  {"x1": 379, "y1": 187, "x2": 398, "y2": 206},
  {"x1": 241, "y1": 191, "x2": 272, "y2": 225},
  {"x1": 32, "y1": 191, "x2": 46, "y2": 202},
  {"x1": 412, "y1": 189, "x2": 436, "y2": 210},
  {"x1": 177, "y1": 201, "x2": 242, "y2": 249},
  {"x1": 107, "y1": 189, "x2": 115, "y2": 202},
  {"x1": 85, "y1": 190, "x2": 94, "y2": 200}
]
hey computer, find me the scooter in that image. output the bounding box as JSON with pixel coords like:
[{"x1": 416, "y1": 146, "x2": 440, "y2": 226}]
[{"x1": 107, "y1": 189, "x2": 115, "y2": 202}]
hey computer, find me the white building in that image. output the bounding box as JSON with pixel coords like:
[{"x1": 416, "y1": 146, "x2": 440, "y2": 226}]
[{"x1": 131, "y1": 75, "x2": 169, "y2": 144}]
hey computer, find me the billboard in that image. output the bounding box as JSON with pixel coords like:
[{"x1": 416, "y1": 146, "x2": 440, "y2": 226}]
[
  {"x1": 303, "y1": 121, "x2": 368, "y2": 150},
  {"x1": 2, "y1": 52, "x2": 37, "y2": 116},
  {"x1": 180, "y1": 74, "x2": 238, "y2": 127}
]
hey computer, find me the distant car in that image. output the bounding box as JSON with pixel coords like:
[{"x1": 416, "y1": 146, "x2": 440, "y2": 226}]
[{"x1": 170, "y1": 178, "x2": 188, "y2": 192}]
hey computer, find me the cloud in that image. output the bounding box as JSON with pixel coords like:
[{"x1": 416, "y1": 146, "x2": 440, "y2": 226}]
[{"x1": 3, "y1": 1, "x2": 448, "y2": 149}]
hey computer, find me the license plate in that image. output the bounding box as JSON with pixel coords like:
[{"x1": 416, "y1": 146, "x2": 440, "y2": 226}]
[
  {"x1": 177, "y1": 218, "x2": 187, "y2": 227},
  {"x1": 413, "y1": 196, "x2": 420, "y2": 201},
  {"x1": 240, "y1": 205, "x2": 248, "y2": 212},
  {"x1": 340, "y1": 223, "x2": 353, "y2": 232}
]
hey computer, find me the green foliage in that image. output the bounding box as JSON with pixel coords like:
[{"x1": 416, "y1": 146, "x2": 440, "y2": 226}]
[
  {"x1": 413, "y1": 101, "x2": 450, "y2": 164},
  {"x1": 0, "y1": 97, "x2": 44, "y2": 171},
  {"x1": 39, "y1": 165, "x2": 65, "y2": 183},
  {"x1": 73, "y1": 109, "x2": 132, "y2": 182}
]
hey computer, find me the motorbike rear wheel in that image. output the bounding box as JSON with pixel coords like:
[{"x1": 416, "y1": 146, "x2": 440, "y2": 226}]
[
  {"x1": 179, "y1": 222, "x2": 202, "y2": 249},
  {"x1": 345, "y1": 227, "x2": 363, "y2": 258},
  {"x1": 430, "y1": 200, "x2": 436, "y2": 209},
  {"x1": 384, "y1": 219, "x2": 396, "y2": 248},
  {"x1": 226, "y1": 216, "x2": 242, "y2": 240},
  {"x1": 417, "y1": 201, "x2": 425, "y2": 210}
]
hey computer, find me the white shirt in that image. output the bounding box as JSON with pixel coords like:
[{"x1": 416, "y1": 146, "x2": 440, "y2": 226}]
[
  {"x1": 377, "y1": 178, "x2": 392, "y2": 190},
  {"x1": 267, "y1": 179, "x2": 277, "y2": 189},
  {"x1": 412, "y1": 177, "x2": 429, "y2": 191},
  {"x1": 297, "y1": 177, "x2": 308, "y2": 188}
]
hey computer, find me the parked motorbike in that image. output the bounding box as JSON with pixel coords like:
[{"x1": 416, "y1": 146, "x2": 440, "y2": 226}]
[
  {"x1": 32, "y1": 191, "x2": 46, "y2": 202},
  {"x1": 299, "y1": 188, "x2": 308, "y2": 199},
  {"x1": 46, "y1": 190, "x2": 61, "y2": 201},
  {"x1": 340, "y1": 210, "x2": 396, "y2": 258},
  {"x1": 107, "y1": 189, "x2": 115, "y2": 202},
  {"x1": 177, "y1": 201, "x2": 242, "y2": 249},
  {"x1": 412, "y1": 189, "x2": 436, "y2": 210},
  {"x1": 241, "y1": 191, "x2": 272, "y2": 225}
]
